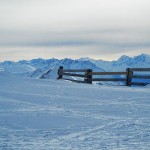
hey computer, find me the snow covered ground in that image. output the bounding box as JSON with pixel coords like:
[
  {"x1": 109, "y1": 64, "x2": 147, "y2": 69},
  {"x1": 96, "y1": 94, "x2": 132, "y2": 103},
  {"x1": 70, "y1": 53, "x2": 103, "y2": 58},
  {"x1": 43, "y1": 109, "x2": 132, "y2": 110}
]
[{"x1": 0, "y1": 72, "x2": 150, "y2": 149}]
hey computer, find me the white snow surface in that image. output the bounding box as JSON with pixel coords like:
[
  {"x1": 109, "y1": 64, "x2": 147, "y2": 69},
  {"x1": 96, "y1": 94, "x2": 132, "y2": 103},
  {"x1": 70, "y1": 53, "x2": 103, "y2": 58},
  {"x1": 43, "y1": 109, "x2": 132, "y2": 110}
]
[{"x1": 0, "y1": 73, "x2": 150, "y2": 149}]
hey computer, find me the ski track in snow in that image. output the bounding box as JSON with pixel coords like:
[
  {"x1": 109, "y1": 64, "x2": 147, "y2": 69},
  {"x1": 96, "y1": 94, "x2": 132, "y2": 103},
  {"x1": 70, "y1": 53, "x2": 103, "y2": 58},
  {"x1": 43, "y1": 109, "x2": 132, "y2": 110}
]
[{"x1": 0, "y1": 75, "x2": 150, "y2": 149}]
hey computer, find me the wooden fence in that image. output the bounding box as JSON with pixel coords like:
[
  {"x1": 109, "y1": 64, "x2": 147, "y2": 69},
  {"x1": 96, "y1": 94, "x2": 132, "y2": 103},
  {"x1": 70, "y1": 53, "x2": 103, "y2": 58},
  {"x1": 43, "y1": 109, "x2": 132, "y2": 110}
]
[{"x1": 57, "y1": 66, "x2": 150, "y2": 86}]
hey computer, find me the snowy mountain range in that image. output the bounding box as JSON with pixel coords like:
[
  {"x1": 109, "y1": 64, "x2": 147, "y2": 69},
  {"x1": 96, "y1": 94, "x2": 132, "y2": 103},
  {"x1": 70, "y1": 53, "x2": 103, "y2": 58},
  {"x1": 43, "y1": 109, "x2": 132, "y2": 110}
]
[
  {"x1": 0, "y1": 58, "x2": 104, "y2": 79},
  {"x1": 0, "y1": 53, "x2": 150, "y2": 79},
  {"x1": 80, "y1": 54, "x2": 150, "y2": 71}
]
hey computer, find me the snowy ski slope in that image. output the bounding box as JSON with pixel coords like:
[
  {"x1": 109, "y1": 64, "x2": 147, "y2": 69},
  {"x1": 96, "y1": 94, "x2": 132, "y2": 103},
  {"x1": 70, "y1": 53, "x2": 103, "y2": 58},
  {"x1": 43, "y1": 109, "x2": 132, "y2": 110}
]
[{"x1": 0, "y1": 72, "x2": 150, "y2": 149}]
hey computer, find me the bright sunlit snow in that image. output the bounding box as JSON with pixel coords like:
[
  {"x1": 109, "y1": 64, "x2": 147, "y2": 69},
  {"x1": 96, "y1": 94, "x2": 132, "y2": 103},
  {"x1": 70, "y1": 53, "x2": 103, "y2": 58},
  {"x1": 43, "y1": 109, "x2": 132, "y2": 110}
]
[{"x1": 0, "y1": 71, "x2": 150, "y2": 149}]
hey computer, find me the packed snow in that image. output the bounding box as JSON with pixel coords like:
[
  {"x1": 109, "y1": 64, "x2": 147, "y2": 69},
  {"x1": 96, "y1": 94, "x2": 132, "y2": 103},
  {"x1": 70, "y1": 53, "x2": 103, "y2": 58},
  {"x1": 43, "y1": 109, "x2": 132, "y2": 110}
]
[{"x1": 0, "y1": 71, "x2": 150, "y2": 149}]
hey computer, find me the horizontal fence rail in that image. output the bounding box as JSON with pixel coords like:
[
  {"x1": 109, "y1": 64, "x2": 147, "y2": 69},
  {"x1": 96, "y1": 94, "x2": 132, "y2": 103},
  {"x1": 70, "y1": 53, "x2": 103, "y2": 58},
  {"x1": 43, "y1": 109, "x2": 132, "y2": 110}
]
[
  {"x1": 131, "y1": 75, "x2": 150, "y2": 79},
  {"x1": 92, "y1": 78, "x2": 127, "y2": 82},
  {"x1": 130, "y1": 82, "x2": 148, "y2": 86},
  {"x1": 63, "y1": 69, "x2": 88, "y2": 72},
  {"x1": 62, "y1": 72, "x2": 86, "y2": 78},
  {"x1": 129, "y1": 68, "x2": 150, "y2": 72},
  {"x1": 89, "y1": 72, "x2": 127, "y2": 75},
  {"x1": 57, "y1": 66, "x2": 150, "y2": 86}
]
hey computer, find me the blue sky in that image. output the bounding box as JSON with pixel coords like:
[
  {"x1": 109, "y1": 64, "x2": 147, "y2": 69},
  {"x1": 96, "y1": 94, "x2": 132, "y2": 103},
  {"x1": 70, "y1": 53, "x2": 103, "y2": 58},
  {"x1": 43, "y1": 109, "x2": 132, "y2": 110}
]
[{"x1": 0, "y1": 0, "x2": 150, "y2": 61}]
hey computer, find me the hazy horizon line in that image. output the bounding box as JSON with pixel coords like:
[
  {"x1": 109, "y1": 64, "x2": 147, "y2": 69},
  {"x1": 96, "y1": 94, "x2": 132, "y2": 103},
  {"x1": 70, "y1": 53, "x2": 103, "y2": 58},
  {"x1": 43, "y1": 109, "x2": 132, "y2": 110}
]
[{"x1": 1, "y1": 53, "x2": 149, "y2": 63}]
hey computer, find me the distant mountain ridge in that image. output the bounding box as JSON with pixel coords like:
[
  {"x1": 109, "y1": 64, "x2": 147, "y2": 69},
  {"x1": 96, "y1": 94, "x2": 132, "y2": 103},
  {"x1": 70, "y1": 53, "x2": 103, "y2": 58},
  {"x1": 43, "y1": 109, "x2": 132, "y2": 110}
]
[
  {"x1": 79, "y1": 54, "x2": 150, "y2": 71},
  {"x1": 0, "y1": 54, "x2": 150, "y2": 79},
  {"x1": 0, "y1": 58, "x2": 104, "y2": 79}
]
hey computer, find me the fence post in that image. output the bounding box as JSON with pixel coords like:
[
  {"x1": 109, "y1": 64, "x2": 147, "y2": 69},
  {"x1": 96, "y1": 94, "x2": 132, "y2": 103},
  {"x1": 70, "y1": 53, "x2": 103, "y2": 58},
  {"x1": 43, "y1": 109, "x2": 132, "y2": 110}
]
[
  {"x1": 57, "y1": 66, "x2": 63, "y2": 79},
  {"x1": 126, "y1": 68, "x2": 133, "y2": 86},
  {"x1": 85, "y1": 69, "x2": 93, "y2": 84}
]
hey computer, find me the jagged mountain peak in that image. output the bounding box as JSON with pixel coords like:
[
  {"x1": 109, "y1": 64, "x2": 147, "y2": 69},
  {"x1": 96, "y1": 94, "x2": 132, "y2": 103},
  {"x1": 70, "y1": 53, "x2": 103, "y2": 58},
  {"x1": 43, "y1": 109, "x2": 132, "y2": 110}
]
[
  {"x1": 117, "y1": 55, "x2": 132, "y2": 62},
  {"x1": 133, "y1": 53, "x2": 150, "y2": 62}
]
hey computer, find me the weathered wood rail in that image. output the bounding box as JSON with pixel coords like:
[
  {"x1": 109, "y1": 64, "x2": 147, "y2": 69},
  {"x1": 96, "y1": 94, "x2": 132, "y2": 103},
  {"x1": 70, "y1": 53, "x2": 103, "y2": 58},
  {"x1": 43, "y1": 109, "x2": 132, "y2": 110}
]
[
  {"x1": 128, "y1": 68, "x2": 150, "y2": 86},
  {"x1": 57, "y1": 66, "x2": 150, "y2": 86}
]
